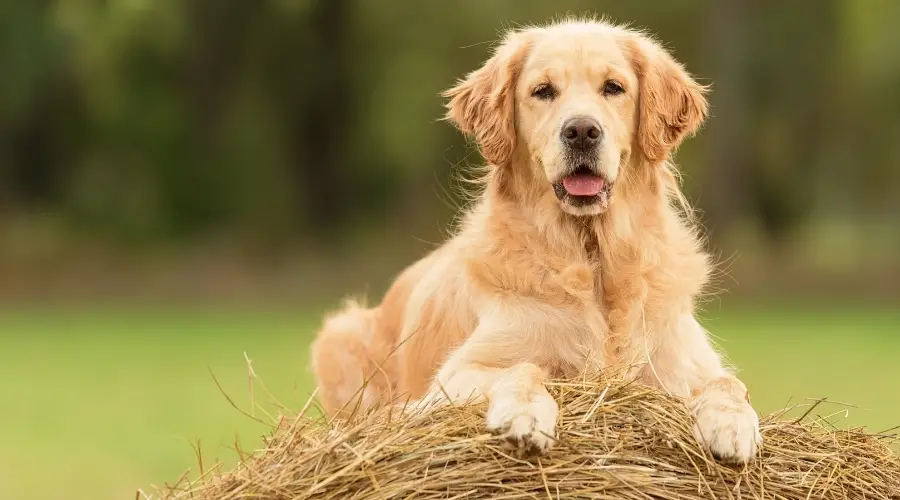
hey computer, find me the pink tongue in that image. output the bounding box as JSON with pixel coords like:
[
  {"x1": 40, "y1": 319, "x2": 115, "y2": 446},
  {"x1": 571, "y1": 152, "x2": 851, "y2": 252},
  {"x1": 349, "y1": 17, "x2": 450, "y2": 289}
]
[{"x1": 562, "y1": 174, "x2": 604, "y2": 196}]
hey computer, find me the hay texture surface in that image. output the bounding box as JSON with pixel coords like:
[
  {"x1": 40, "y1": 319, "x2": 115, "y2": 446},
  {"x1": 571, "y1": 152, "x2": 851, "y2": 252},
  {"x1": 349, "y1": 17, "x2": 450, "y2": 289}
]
[{"x1": 159, "y1": 379, "x2": 900, "y2": 499}]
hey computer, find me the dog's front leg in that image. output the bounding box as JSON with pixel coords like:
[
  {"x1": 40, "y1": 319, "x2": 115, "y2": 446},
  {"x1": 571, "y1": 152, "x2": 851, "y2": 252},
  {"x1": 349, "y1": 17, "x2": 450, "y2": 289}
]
[
  {"x1": 648, "y1": 312, "x2": 762, "y2": 463},
  {"x1": 416, "y1": 316, "x2": 558, "y2": 456}
]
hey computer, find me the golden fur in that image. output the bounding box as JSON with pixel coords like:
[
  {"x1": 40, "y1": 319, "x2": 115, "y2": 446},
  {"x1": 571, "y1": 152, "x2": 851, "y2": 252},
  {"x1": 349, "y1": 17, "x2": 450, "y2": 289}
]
[{"x1": 311, "y1": 19, "x2": 762, "y2": 463}]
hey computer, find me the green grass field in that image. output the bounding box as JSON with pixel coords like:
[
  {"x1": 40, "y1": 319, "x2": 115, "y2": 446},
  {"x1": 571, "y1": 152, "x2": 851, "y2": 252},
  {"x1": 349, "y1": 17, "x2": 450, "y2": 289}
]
[{"x1": 1, "y1": 302, "x2": 898, "y2": 500}]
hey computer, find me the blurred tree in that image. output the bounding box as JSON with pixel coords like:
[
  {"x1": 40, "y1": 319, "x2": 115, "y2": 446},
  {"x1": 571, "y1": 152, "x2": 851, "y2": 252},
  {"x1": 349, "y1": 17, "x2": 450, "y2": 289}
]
[
  {"x1": 703, "y1": 0, "x2": 751, "y2": 239},
  {"x1": 267, "y1": 0, "x2": 358, "y2": 238},
  {"x1": 744, "y1": 0, "x2": 839, "y2": 249},
  {"x1": 0, "y1": 2, "x2": 84, "y2": 210},
  {"x1": 175, "y1": 0, "x2": 265, "y2": 232}
]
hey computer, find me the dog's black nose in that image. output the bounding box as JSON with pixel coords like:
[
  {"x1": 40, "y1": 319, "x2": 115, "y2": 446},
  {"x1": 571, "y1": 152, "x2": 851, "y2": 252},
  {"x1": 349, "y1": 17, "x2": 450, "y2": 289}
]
[{"x1": 561, "y1": 117, "x2": 603, "y2": 150}]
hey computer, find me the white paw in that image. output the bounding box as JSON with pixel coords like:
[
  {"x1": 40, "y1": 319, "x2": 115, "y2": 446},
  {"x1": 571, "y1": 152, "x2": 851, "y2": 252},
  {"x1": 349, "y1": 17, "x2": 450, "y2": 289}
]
[
  {"x1": 691, "y1": 393, "x2": 762, "y2": 464},
  {"x1": 485, "y1": 392, "x2": 558, "y2": 457}
]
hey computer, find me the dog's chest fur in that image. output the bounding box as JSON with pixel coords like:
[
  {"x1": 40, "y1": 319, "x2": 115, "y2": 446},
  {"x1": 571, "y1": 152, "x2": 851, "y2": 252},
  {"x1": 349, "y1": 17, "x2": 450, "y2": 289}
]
[{"x1": 464, "y1": 221, "x2": 616, "y2": 376}]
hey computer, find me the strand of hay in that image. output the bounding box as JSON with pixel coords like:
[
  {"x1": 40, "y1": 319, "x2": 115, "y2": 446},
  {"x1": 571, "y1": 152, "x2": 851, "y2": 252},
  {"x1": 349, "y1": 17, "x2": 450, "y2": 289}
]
[{"x1": 156, "y1": 378, "x2": 900, "y2": 499}]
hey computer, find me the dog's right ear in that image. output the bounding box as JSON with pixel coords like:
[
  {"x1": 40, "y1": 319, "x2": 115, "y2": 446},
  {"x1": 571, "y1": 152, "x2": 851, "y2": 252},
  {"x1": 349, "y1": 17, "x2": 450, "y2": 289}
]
[{"x1": 442, "y1": 31, "x2": 534, "y2": 167}]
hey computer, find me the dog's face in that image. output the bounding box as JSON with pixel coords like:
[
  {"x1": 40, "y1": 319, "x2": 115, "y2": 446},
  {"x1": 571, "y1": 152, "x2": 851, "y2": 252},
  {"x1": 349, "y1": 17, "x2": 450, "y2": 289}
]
[
  {"x1": 516, "y1": 28, "x2": 638, "y2": 215},
  {"x1": 445, "y1": 21, "x2": 709, "y2": 216}
]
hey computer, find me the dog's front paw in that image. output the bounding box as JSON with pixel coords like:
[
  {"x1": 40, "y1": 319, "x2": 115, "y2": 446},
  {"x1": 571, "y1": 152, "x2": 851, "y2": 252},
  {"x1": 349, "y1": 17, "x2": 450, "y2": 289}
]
[
  {"x1": 691, "y1": 392, "x2": 762, "y2": 464},
  {"x1": 485, "y1": 391, "x2": 558, "y2": 457}
]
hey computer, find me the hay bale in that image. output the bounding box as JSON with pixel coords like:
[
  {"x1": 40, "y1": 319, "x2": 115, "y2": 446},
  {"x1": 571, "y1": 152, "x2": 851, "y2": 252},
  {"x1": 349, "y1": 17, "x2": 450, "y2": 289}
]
[{"x1": 159, "y1": 378, "x2": 900, "y2": 499}]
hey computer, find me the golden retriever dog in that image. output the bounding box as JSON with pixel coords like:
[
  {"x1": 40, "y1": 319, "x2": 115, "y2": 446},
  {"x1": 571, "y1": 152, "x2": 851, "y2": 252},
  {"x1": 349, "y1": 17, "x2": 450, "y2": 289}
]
[{"x1": 311, "y1": 18, "x2": 762, "y2": 463}]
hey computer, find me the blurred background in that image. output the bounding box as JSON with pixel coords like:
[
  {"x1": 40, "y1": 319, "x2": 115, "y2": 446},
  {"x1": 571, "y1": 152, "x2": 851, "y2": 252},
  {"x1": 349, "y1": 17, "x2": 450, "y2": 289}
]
[{"x1": 1, "y1": 1, "x2": 898, "y2": 498}]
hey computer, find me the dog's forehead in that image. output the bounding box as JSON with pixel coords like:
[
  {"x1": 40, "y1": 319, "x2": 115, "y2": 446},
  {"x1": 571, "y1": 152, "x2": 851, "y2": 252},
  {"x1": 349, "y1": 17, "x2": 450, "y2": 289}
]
[{"x1": 523, "y1": 27, "x2": 631, "y2": 79}]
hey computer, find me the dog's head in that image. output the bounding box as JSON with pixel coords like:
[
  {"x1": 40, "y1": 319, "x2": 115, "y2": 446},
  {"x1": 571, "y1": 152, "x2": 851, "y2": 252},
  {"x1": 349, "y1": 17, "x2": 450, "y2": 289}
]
[{"x1": 444, "y1": 20, "x2": 709, "y2": 216}]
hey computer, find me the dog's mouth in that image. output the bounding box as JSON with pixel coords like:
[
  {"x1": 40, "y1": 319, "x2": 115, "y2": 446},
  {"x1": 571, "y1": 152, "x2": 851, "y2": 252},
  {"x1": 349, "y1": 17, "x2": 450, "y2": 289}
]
[{"x1": 552, "y1": 165, "x2": 613, "y2": 207}]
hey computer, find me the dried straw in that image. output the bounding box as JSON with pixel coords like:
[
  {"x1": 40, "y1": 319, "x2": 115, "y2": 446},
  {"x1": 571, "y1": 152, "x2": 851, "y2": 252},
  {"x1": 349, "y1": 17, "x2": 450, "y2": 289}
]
[{"x1": 154, "y1": 377, "x2": 900, "y2": 499}]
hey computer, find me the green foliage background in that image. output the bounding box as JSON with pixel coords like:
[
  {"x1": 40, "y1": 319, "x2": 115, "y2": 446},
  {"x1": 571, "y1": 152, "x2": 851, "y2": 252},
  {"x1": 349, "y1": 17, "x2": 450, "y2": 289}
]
[{"x1": 3, "y1": 1, "x2": 899, "y2": 273}]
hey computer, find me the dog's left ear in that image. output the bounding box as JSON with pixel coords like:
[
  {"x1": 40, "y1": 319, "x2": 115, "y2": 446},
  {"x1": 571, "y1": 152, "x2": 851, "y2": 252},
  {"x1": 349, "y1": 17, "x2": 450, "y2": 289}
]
[
  {"x1": 627, "y1": 35, "x2": 709, "y2": 163},
  {"x1": 442, "y1": 30, "x2": 534, "y2": 167}
]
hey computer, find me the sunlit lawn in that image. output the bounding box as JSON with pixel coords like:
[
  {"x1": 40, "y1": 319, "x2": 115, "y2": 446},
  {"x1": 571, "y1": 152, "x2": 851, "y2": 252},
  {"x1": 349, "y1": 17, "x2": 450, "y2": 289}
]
[{"x1": 1, "y1": 301, "x2": 898, "y2": 500}]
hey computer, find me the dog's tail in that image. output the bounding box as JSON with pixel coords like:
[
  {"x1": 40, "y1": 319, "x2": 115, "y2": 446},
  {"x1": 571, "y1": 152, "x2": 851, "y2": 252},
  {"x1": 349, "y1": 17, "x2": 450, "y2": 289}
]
[{"x1": 309, "y1": 299, "x2": 393, "y2": 417}]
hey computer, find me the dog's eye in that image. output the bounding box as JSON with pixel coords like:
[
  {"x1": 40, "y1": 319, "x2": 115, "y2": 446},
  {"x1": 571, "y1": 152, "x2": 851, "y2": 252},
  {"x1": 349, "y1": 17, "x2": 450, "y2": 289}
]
[
  {"x1": 531, "y1": 83, "x2": 557, "y2": 101},
  {"x1": 603, "y1": 80, "x2": 625, "y2": 96}
]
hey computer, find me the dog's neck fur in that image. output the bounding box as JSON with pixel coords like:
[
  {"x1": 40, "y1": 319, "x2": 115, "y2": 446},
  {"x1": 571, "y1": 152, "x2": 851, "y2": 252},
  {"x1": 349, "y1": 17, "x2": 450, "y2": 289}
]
[{"x1": 469, "y1": 153, "x2": 709, "y2": 368}]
